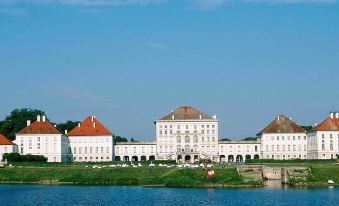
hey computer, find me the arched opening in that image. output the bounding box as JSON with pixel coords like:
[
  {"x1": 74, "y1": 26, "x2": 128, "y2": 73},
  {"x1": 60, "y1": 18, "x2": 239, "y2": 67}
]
[
  {"x1": 149, "y1": 155, "x2": 155, "y2": 161},
  {"x1": 245, "y1": 155, "x2": 251, "y2": 160},
  {"x1": 236, "y1": 155, "x2": 243, "y2": 163},
  {"x1": 220, "y1": 155, "x2": 226, "y2": 162},
  {"x1": 194, "y1": 155, "x2": 199, "y2": 162},
  {"x1": 185, "y1": 155, "x2": 191, "y2": 162},
  {"x1": 228, "y1": 155, "x2": 234, "y2": 162},
  {"x1": 132, "y1": 156, "x2": 138, "y2": 162},
  {"x1": 123, "y1": 156, "x2": 129, "y2": 162},
  {"x1": 141, "y1": 156, "x2": 147, "y2": 161},
  {"x1": 254, "y1": 154, "x2": 259, "y2": 159},
  {"x1": 177, "y1": 155, "x2": 182, "y2": 160},
  {"x1": 115, "y1": 156, "x2": 121, "y2": 161}
]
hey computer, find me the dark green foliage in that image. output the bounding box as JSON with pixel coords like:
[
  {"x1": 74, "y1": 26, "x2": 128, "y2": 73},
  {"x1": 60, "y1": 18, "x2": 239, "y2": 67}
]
[
  {"x1": 301, "y1": 125, "x2": 313, "y2": 132},
  {"x1": 242, "y1": 137, "x2": 258, "y2": 141},
  {"x1": 220, "y1": 138, "x2": 231, "y2": 141},
  {"x1": 0, "y1": 108, "x2": 45, "y2": 140},
  {"x1": 3, "y1": 153, "x2": 47, "y2": 162},
  {"x1": 114, "y1": 136, "x2": 128, "y2": 144},
  {"x1": 56, "y1": 121, "x2": 80, "y2": 134}
]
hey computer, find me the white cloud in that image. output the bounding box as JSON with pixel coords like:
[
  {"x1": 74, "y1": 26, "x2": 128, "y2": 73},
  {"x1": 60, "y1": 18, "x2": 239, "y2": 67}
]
[
  {"x1": 0, "y1": 8, "x2": 26, "y2": 15},
  {"x1": 45, "y1": 85, "x2": 109, "y2": 105},
  {"x1": 0, "y1": 0, "x2": 168, "y2": 6},
  {"x1": 192, "y1": 0, "x2": 337, "y2": 9},
  {"x1": 143, "y1": 42, "x2": 168, "y2": 49}
]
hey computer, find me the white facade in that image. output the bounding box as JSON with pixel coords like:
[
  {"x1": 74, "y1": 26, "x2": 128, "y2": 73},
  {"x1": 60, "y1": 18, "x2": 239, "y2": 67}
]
[
  {"x1": 219, "y1": 141, "x2": 261, "y2": 162},
  {"x1": 114, "y1": 142, "x2": 157, "y2": 161},
  {"x1": 0, "y1": 145, "x2": 18, "y2": 161},
  {"x1": 307, "y1": 112, "x2": 339, "y2": 159},
  {"x1": 260, "y1": 133, "x2": 307, "y2": 160},
  {"x1": 68, "y1": 116, "x2": 114, "y2": 162},
  {"x1": 69, "y1": 135, "x2": 113, "y2": 162},
  {"x1": 14, "y1": 115, "x2": 71, "y2": 162},
  {"x1": 155, "y1": 107, "x2": 219, "y2": 163},
  {"x1": 15, "y1": 134, "x2": 70, "y2": 162}
]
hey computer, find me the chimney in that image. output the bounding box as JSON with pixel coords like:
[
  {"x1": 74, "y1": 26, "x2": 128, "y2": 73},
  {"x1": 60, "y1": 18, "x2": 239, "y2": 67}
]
[
  {"x1": 289, "y1": 117, "x2": 292, "y2": 121},
  {"x1": 91, "y1": 116, "x2": 94, "y2": 122},
  {"x1": 42, "y1": 115, "x2": 46, "y2": 122},
  {"x1": 93, "y1": 122, "x2": 96, "y2": 128},
  {"x1": 335, "y1": 112, "x2": 339, "y2": 119},
  {"x1": 27, "y1": 120, "x2": 31, "y2": 127},
  {"x1": 65, "y1": 130, "x2": 68, "y2": 135},
  {"x1": 78, "y1": 123, "x2": 81, "y2": 127},
  {"x1": 277, "y1": 115, "x2": 280, "y2": 121},
  {"x1": 172, "y1": 115, "x2": 175, "y2": 120},
  {"x1": 199, "y1": 115, "x2": 202, "y2": 120},
  {"x1": 315, "y1": 123, "x2": 318, "y2": 127},
  {"x1": 329, "y1": 112, "x2": 334, "y2": 119},
  {"x1": 54, "y1": 124, "x2": 57, "y2": 128},
  {"x1": 213, "y1": 115, "x2": 217, "y2": 119},
  {"x1": 37, "y1": 115, "x2": 41, "y2": 122}
]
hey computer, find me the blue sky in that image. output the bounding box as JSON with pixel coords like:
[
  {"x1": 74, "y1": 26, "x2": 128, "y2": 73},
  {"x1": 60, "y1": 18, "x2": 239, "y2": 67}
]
[{"x1": 1, "y1": 0, "x2": 339, "y2": 140}]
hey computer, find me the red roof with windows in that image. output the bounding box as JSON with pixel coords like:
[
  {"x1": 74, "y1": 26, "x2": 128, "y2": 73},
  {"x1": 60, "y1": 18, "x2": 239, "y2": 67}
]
[
  {"x1": 68, "y1": 116, "x2": 113, "y2": 136},
  {"x1": 159, "y1": 106, "x2": 215, "y2": 120},
  {"x1": 16, "y1": 118, "x2": 60, "y2": 135},
  {"x1": 311, "y1": 114, "x2": 339, "y2": 131},
  {"x1": 258, "y1": 115, "x2": 306, "y2": 135},
  {"x1": 0, "y1": 134, "x2": 15, "y2": 145}
]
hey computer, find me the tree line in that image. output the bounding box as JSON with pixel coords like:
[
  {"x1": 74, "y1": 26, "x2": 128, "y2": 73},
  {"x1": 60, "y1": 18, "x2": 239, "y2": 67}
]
[{"x1": 0, "y1": 108, "x2": 133, "y2": 143}]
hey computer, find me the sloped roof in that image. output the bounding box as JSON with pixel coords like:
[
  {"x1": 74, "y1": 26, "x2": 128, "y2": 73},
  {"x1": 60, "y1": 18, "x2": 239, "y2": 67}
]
[
  {"x1": 16, "y1": 121, "x2": 60, "y2": 135},
  {"x1": 310, "y1": 116, "x2": 339, "y2": 132},
  {"x1": 0, "y1": 134, "x2": 15, "y2": 145},
  {"x1": 159, "y1": 106, "x2": 215, "y2": 120},
  {"x1": 258, "y1": 115, "x2": 306, "y2": 135},
  {"x1": 68, "y1": 116, "x2": 113, "y2": 136}
]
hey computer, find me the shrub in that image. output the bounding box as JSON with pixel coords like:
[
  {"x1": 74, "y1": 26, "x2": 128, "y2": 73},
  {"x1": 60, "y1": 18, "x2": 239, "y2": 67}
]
[{"x1": 3, "y1": 153, "x2": 47, "y2": 162}]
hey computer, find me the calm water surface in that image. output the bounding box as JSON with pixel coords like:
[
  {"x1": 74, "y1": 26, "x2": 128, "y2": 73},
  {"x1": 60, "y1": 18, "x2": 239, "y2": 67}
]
[{"x1": 0, "y1": 185, "x2": 338, "y2": 206}]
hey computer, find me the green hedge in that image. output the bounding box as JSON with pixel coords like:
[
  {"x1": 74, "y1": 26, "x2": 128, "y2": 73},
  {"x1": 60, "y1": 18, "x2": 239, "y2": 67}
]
[{"x1": 3, "y1": 153, "x2": 47, "y2": 162}]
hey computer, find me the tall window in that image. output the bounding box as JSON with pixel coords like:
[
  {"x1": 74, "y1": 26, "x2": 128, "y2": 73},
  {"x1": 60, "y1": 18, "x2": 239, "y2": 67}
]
[
  {"x1": 177, "y1": 136, "x2": 181, "y2": 143},
  {"x1": 177, "y1": 145, "x2": 181, "y2": 152},
  {"x1": 185, "y1": 136, "x2": 190, "y2": 143},
  {"x1": 193, "y1": 136, "x2": 198, "y2": 143}
]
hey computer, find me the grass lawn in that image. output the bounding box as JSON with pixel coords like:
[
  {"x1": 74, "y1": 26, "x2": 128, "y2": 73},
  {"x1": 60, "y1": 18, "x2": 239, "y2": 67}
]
[
  {"x1": 309, "y1": 164, "x2": 339, "y2": 184},
  {"x1": 0, "y1": 166, "x2": 248, "y2": 187}
]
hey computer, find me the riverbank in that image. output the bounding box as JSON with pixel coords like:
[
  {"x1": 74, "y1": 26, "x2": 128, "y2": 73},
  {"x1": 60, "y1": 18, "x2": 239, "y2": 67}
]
[
  {"x1": 0, "y1": 161, "x2": 337, "y2": 188},
  {"x1": 0, "y1": 166, "x2": 262, "y2": 188}
]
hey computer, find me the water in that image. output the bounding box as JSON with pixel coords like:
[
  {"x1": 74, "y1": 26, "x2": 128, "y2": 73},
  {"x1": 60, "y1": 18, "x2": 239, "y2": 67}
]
[{"x1": 0, "y1": 185, "x2": 338, "y2": 206}]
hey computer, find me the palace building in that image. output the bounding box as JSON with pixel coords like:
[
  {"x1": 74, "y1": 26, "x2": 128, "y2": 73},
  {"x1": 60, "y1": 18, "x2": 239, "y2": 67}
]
[
  {"x1": 0, "y1": 134, "x2": 18, "y2": 161},
  {"x1": 14, "y1": 115, "x2": 71, "y2": 162},
  {"x1": 258, "y1": 115, "x2": 308, "y2": 160},
  {"x1": 3, "y1": 108, "x2": 338, "y2": 163},
  {"x1": 68, "y1": 116, "x2": 114, "y2": 162},
  {"x1": 307, "y1": 112, "x2": 339, "y2": 159}
]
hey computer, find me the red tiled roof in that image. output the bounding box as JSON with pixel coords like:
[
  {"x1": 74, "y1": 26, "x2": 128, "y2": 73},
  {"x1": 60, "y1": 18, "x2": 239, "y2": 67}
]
[
  {"x1": 68, "y1": 116, "x2": 113, "y2": 136},
  {"x1": 159, "y1": 106, "x2": 215, "y2": 120},
  {"x1": 311, "y1": 116, "x2": 339, "y2": 131},
  {"x1": 16, "y1": 121, "x2": 60, "y2": 135},
  {"x1": 258, "y1": 115, "x2": 306, "y2": 135},
  {"x1": 0, "y1": 134, "x2": 14, "y2": 145}
]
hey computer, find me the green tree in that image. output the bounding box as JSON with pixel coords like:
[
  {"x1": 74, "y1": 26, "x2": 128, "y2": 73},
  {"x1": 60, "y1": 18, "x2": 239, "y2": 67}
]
[
  {"x1": 220, "y1": 138, "x2": 231, "y2": 141},
  {"x1": 242, "y1": 137, "x2": 258, "y2": 141},
  {"x1": 57, "y1": 121, "x2": 80, "y2": 134},
  {"x1": 114, "y1": 136, "x2": 128, "y2": 144},
  {"x1": 301, "y1": 125, "x2": 313, "y2": 132},
  {"x1": 0, "y1": 108, "x2": 45, "y2": 140}
]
